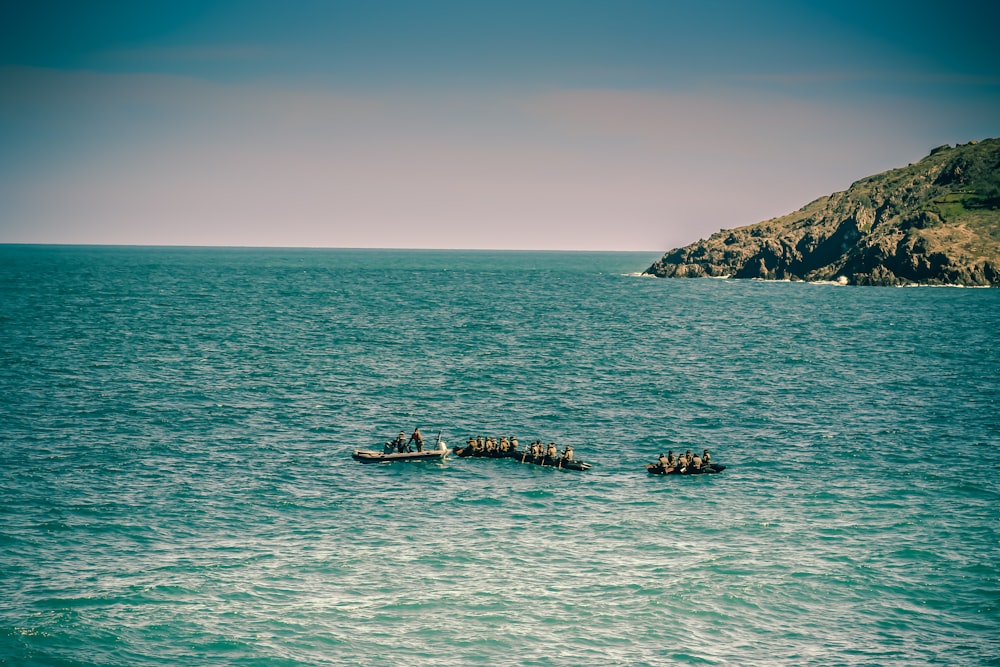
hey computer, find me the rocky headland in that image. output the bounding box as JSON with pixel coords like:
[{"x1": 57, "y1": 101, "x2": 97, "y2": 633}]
[{"x1": 644, "y1": 139, "x2": 1000, "y2": 286}]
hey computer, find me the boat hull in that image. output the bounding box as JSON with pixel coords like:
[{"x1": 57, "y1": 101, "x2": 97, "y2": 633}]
[
  {"x1": 646, "y1": 463, "x2": 725, "y2": 475},
  {"x1": 517, "y1": 453, "x2": 591, "y2": 471},
  {"x1": 352, "y1": 448, "x2": 448, "y2": 464},
  {"x1": 452, "y1": 447, "x2": 518, "y2": 459},
  {"x1": 453, "y1": 447, "x2": 591, "y2": 471}
]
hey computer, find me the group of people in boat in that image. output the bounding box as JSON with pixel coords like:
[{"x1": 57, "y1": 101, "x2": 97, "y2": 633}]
[
  {"x1": 463, "y1": 435, "x2": 519, "y2": 454},
  {"x1": 380, "y1": 429, "x2": 717, "y2": 474},
  {"x1": 462, "y1": 435, "x2": 575, "y2": 462},
  {"x1": 524, "y1": 440, "x2": 574, "y2": 462},
  {"x1": 655, "y1": 449, "x2": 711, "y2": 472},
  {"x1": 384, "y1": 427, "x2": 425, "y2": 454}
]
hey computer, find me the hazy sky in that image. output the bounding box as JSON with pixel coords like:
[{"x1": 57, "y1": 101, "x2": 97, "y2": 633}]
[{"x1": 1, "y1": 1, "x2": 998, "y2": 250}]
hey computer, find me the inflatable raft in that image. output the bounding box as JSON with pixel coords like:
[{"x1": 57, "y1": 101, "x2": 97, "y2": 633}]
[
  {"x1": 353, "y1": 436, "x2": 449, "y2": 464},
  {"x1": 646, "y1": 462, "x2": 726, "y2": 475},
  {"x1": 453, "y1": 446, "x2": 591, "y2": 471}
]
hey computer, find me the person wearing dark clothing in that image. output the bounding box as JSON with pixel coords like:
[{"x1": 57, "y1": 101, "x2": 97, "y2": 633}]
[{"x1": 408, "y1": 427, "x2": 424, "y2": 452}]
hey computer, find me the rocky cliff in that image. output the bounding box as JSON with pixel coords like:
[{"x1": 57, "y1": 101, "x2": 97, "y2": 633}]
[{"x1": 644, "y1": 139, "x2": 1000, "y2": 286}]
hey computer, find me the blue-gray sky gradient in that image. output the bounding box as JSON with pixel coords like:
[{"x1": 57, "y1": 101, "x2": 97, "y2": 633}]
[{"x1": 2, "y1": 1, "x2": 998, "y2": 249}]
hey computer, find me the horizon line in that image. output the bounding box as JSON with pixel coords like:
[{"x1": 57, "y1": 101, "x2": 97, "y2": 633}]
[{"x1": 0, "y1": 242, "x2": 667, "y2": 254}]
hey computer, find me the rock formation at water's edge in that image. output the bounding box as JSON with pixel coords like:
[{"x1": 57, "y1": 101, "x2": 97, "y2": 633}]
[{"x1": 644, "y1": 139, "x2": 1000, "y2": 286}]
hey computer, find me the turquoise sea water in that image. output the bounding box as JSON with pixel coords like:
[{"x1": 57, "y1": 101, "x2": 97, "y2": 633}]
[{"x1": 1, "y1": 245, "x2": 998, "y2": 666}]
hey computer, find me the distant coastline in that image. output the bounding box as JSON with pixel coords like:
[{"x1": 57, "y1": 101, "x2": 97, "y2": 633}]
[{"x1": 644, "y1": 139, "x2": 1000, "y2": 287}]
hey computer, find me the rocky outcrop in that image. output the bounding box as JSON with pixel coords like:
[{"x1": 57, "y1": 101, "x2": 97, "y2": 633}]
[{"x1": 644, "y1": 139, "x2": 1000, "y2": 286}]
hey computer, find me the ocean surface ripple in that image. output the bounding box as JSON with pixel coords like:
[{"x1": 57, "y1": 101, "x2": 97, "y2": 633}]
[{"x1": 2, "y1": 246, "x2": 998, "y2": 666}]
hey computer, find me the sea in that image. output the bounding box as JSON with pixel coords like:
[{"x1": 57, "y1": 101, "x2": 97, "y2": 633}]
[{"x1": 1, "y1": 245, "x2": 998, "y2": 666}]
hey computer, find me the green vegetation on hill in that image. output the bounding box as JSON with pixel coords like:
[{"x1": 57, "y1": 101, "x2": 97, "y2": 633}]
[{"x1": 645, "y1": 138, "x2": 1000, "y2": 286}]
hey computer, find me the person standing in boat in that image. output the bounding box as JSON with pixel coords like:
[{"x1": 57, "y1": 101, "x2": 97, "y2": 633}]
[{"x1": 408, "y1": 427, "x2": 424, "y2": 452}]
